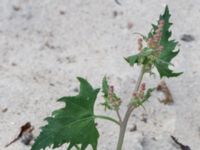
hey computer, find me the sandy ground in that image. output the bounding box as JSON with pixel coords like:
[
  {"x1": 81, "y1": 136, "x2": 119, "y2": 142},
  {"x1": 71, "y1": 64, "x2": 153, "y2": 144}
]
[{"x1": 0, "y1": 0, "x2": 200, "y2": 150}]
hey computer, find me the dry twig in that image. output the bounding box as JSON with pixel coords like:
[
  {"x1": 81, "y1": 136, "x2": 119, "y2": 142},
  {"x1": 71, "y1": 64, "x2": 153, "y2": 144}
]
[
  {"x1": 157, "y1": 80, "x2": 173, "y2": 104},
  {"x1": 5, "y1": 122, "x2": 34, "y2": 147}
]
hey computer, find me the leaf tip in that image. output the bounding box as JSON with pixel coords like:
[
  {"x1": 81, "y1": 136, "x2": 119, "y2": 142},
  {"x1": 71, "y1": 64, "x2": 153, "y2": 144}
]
[
  {"x1": 124, "y1": 57, "x2": 128, "y2": 61},
  {"x1": 77, "y1": 76, "x2": 85, "y2": 82}
]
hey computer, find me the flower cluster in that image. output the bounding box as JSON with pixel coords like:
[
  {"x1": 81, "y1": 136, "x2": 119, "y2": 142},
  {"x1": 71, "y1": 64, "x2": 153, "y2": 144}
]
[
  {"x1": 147, "y1": 19, "x2": 165, "y2": 51},
  {"x1": 137, "y1": 38, "x2": 143, "y2": 51},
  {"x1": 131, "y1": 82, "x2": 155, "y2": 108},
  {"x1": 108, "y1": 85, "x2": 121, "y2": 109},
  {"x1": 132, "y1": 83, "x2": 146, "y2": 100}
]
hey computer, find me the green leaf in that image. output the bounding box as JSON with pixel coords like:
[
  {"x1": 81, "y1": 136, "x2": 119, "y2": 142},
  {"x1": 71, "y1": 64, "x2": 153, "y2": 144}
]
[
  {"x1": 132, "y1": 88, "x2": 155, "y2": 108},
  {"x1": 101, "y1": 76, "x2": 112, "y2": 110},
  {"x1": 125, "y1": 48, "x2": 153, "y2": 66},
  {"x1": 31, "y1": 77, "x2": 100, "y2": 150},
  {"x1": 101, "y1": 77, "x2": 112, "y2": 110},
  {"x1": 102, "y1": 76, "x2": 109, "y2": 97},
  {"x1": 125, "y1": 6, "x2": 182, "y2": 78},
  {"x1": 125, "y1": 55, "x2": 139, "y2": 66},
  {"x1": 142, "y1": 88, "x2": 155, "y2": 103},
  {"x1": 152, "y1": 6, "x2": 182, "y2": 78}
]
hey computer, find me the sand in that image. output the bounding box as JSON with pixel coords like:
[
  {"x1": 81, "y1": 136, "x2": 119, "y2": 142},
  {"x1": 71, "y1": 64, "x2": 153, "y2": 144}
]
[{"x1": 0, "y1": 0, "x2": 200, "y2": 150}]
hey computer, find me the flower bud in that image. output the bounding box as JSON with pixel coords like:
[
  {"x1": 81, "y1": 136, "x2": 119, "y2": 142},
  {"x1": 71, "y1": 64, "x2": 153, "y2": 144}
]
[
  {"x1": 155, "y1": 28, "x2": 161, "y2": 34},
  {"x1": 132, "y1": 92, "x2": 137, "y2": 97},
  {"x1": 158, "y1": 19, "x2": 165, "y2": 27},
  {"x1": 157, "y1": 45, "x2": 164, "y2": 51},
  {"x1": 158, "y1": 21, "x2": 164, "y2": 31},
  {"x1": 141, "y1": 83, "x2": 146, "y2": 91},
  {"x1": 137, "y1": 38, "x2": 143, "y2": 51}
]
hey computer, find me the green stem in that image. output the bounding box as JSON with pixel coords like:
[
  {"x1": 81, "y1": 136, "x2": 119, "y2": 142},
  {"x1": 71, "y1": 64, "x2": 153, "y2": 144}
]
[
  {"x1": 95, "y1": 115, "x2": 120, "y2": 126},
  {"x1": 116, "y1": 66, "x2": 145, "y2": 150},
  {"x1": 116, "y1": 109, "x2": 122, "y2": 124},
  {"x1": 134, "y1": 66, "x2": 145, "y2": 92}
]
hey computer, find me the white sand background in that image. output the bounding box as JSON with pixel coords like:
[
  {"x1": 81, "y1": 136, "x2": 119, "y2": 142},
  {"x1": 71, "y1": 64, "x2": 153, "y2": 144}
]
[{"x1": 0, "y1": 0, "x2": 200, "y2": 150}]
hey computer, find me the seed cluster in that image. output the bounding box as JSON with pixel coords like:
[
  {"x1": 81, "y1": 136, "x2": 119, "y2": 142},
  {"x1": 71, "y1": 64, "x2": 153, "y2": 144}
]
[
  {"x1": 147, "y1": 19, "x2": 165, "y2": 51},
  {"x1": 132, "y1": 83, "x2": 146, "y2": 100},
  {"x1": 137, "y1": 38, "x2": 143, "y2": 51},
  {"x1": 108, "y1": 85, "x2": 121, "y2": 109}
]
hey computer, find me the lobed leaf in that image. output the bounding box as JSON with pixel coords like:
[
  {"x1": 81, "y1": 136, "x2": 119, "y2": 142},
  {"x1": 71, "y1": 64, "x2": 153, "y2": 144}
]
[
  {"x1": 31, "y1": 77, "x2": 100, "y2": 150},
  {"x1": 151, "y1": 6, "x2": 182, "y2": 77}
]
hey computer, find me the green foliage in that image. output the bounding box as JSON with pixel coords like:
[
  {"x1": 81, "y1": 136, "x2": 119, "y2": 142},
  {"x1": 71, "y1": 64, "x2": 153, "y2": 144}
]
[
  {"x1": 125, "y1": 48, "x2": 154, "y2": 66},
  {"x1": 142, "y1": 88, "x2": 155, "y2": 103},
  {"x1": 125, "y1": 6, "x2": 182, "y2": 78},
  {"x1": 31, "y1": 77, "x2": 100, "y2": 150},
  {"x1": 153, "y1": 6, "x2": 182, "y2": 77},
  {"x1": 132, "y1": 88, "x2": 155, "y2": 108},
  {"x1": 102, "y1": 76, "x2": 109, "y2": 98},
  {"x1": 101, "y1": 76, "x2": 112, "y2": 110}
]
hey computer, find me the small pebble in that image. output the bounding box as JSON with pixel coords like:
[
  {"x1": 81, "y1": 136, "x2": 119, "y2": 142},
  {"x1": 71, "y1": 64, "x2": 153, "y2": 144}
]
[
  {"x1": 127, "y1": 22, "x2": 134, "y2": 30},
  {"x1": 60, "y1": 11, "x2": 65, "y2": 15},
  {"x1": 2, "y1": 108, "x2": 8, "y2": 113},
  {"x1": 73, "y1": 87, "x2": 79, "y2": 92},
  {"x1": 66, "y1": 56, "x2": 76, "y2": 63},
  {"x1": 181, "y1": 34, "x2": 195, "y2": 42},
  {"x1": 45, "y1": 42, "x2": 55, "y2": 49},
  {"x1": 113, "y1": 11, "x2": 118, "y2": 18},
  {"x1": 49, "y1": 83, "x2": 55, "y2": 87},
  {"x1": 130, "y1": 124, "x2": 137, "y2": 132},
  {"x1": 152, "y1": 137, "x2": 157, "y2": 141},
  {"x1": 11, "y1": 63, "x2": 17, "y2": 66},
  {"x1": 141, "y1": 117, "x2": 147, "y2": 123},
  {"x1": 21, "y1": 133, "x2": 34, "y2": 145},
  {"x1": 13, "y1": 5, "x2": 21, "y2": 11},
  {"x1": 115, "y1": 0, "x2": 121, "y2": 5}
]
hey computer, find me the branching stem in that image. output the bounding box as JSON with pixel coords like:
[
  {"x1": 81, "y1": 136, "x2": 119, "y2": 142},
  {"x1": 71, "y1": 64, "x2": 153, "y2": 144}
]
[
  {"x1": 116, "y1": 109, "x2": 122, "y2": 124},
  {"x1": 116, "y1": 66, "x2": 145, "y2": 150}
]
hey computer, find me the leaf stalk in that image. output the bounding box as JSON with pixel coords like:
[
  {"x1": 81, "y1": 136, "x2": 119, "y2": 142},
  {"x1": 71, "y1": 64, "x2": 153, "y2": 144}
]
[{"x1": 94, "y1": 115, "x2": 120, "y2": 126}]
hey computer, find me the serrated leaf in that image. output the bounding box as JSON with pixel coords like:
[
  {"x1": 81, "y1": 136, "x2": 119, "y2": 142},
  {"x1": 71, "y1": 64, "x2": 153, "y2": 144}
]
[
  {"x1": 125, "y1": 6, "x2": 182, "y2": 78},
  {"x1": 152, "y1": 6, "x2": 182, "y2": 78},
  {"x1": 31, "y1": 77, "x2": 100, "y2": 150}
]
